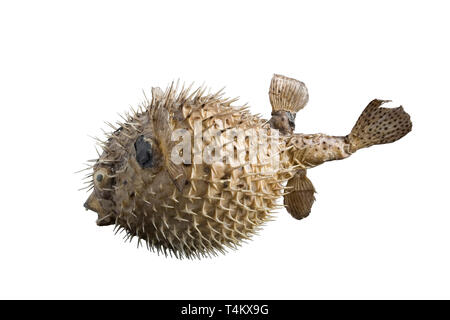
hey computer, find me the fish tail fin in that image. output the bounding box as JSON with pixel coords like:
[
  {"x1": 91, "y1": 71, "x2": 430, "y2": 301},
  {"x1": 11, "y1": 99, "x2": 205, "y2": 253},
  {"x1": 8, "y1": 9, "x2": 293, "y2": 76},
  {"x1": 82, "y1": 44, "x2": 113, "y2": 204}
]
[{"x1": 347, "y1": 99, "x2": 412, "y2": 152}]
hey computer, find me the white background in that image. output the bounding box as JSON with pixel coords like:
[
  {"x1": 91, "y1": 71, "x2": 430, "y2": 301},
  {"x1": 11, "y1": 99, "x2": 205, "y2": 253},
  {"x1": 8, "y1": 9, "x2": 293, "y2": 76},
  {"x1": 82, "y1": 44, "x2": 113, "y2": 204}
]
[{"x1": 0, "y1": 0, "x2": 448, "y2": 299}]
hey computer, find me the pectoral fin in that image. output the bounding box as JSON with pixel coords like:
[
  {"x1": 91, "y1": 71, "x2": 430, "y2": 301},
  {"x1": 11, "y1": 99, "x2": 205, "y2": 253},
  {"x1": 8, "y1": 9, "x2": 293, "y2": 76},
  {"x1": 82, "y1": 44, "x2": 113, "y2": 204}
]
[
  {"x1": 284, "y1": 170, "x2": 316, "y2": 220},
  {"x1": 153, "y1": 104, "x2": 187, "y2": 191},
  {"x1": 166, "y1": 160, "x2": 187, "y2": 191}
]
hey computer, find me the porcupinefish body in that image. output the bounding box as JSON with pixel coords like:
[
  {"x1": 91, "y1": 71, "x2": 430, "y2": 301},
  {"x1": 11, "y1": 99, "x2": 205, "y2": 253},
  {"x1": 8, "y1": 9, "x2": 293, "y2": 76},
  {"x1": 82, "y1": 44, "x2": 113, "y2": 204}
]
[{"x1": 83, "y1": 75, "x2": 412, "y2": 259}]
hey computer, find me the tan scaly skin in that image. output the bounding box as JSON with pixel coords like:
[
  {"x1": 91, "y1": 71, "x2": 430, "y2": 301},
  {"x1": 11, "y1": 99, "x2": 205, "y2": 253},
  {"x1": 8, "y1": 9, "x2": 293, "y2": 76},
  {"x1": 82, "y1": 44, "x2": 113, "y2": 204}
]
[{"x1": 82, "y1": 75, "x2": 412, "y2": 259}]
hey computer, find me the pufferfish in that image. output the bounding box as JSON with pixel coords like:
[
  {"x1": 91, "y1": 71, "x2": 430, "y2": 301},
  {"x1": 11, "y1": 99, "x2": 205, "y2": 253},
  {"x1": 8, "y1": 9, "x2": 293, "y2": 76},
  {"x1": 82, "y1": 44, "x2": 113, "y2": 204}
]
[{"x1": 82, "y1": 74, "x2": 412, "y2": 259}]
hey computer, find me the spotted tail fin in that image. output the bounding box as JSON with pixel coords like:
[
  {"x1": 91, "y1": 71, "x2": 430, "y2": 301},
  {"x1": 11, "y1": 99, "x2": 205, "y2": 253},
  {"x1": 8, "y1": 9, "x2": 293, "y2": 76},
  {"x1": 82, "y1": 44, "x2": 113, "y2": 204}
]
[{"x1": 347, "y1": 99, "x2": 412, "y2": 153}]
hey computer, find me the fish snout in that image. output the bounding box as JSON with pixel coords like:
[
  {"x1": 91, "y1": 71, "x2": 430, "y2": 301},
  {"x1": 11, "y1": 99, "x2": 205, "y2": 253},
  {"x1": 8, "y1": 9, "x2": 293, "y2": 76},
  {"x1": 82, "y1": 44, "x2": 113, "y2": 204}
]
[
  {"x1": 84, "y1": 192, "x2": 114, "y2": 226},
  {"x1": 84, "y1": 192, "x2": 102, "y2": 212}
]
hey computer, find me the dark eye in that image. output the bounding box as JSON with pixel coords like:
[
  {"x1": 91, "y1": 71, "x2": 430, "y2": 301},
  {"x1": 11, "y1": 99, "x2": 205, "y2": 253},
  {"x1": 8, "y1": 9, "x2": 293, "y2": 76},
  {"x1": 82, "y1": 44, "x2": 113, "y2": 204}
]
[
  {"x1": 93, "y1": 168, "x2": 109, "y2": 189},
  {"x1": 134, "y1": 135, "x2": 154, "y2": 168}
]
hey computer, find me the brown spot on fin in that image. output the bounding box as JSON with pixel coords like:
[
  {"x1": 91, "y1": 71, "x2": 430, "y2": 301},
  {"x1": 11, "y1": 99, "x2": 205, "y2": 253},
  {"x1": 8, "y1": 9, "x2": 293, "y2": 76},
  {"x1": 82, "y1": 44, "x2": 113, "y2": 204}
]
[
  {"x1": 348, "y1": 99, "x2": 412, "y2": 152},
  {"x1": 284, "y1": 170, "x2": 316, "y2": 220},
  {"x1": 269, "y1": 74, "x2": 309, "y2": 113}
]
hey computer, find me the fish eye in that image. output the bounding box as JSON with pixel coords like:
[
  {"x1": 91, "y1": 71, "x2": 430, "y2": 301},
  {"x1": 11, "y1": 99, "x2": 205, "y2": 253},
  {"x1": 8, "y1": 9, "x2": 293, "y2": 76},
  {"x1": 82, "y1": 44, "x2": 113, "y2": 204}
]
[{"x1": 93, "y1": 168, "x2": 109, "y2": 189}]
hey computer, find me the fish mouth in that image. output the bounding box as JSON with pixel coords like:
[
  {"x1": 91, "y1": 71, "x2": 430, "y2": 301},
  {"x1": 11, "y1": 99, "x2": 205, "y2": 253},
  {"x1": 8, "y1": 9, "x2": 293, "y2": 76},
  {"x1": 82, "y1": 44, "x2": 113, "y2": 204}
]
[
  {"x1": 84, "y1": 192, "x2": 114, "y2": 226},
  {"x1": 84, "y1": 192, "x2": 102, "y2": 212}
]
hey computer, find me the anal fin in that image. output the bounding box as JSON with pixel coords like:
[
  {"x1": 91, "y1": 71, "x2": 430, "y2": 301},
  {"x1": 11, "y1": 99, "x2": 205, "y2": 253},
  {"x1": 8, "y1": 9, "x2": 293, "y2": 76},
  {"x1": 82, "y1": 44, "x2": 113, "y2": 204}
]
[{"x1": 284, "y1": 169, "x2": 316, "y2": 220}]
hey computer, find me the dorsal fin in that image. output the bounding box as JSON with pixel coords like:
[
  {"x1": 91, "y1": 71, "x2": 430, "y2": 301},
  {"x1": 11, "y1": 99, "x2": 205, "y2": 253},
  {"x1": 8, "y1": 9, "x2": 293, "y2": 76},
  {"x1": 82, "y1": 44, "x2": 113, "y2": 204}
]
[{"x1": 269, "y1": 74, "x2": 309, "y2": 113}]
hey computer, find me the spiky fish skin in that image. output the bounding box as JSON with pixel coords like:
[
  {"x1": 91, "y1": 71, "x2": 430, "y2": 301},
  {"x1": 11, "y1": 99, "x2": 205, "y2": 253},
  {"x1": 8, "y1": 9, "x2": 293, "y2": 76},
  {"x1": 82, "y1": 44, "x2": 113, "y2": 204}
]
[{"x1": 90, "y1": 87, "x2": 297, "y2": 259}]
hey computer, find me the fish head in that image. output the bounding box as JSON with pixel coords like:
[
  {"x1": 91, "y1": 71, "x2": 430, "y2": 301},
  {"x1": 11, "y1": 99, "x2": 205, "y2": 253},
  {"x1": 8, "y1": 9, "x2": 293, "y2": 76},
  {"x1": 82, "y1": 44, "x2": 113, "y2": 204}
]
[{"x1": 84, "y1": 130, "x2": 167, "y2": 226}]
